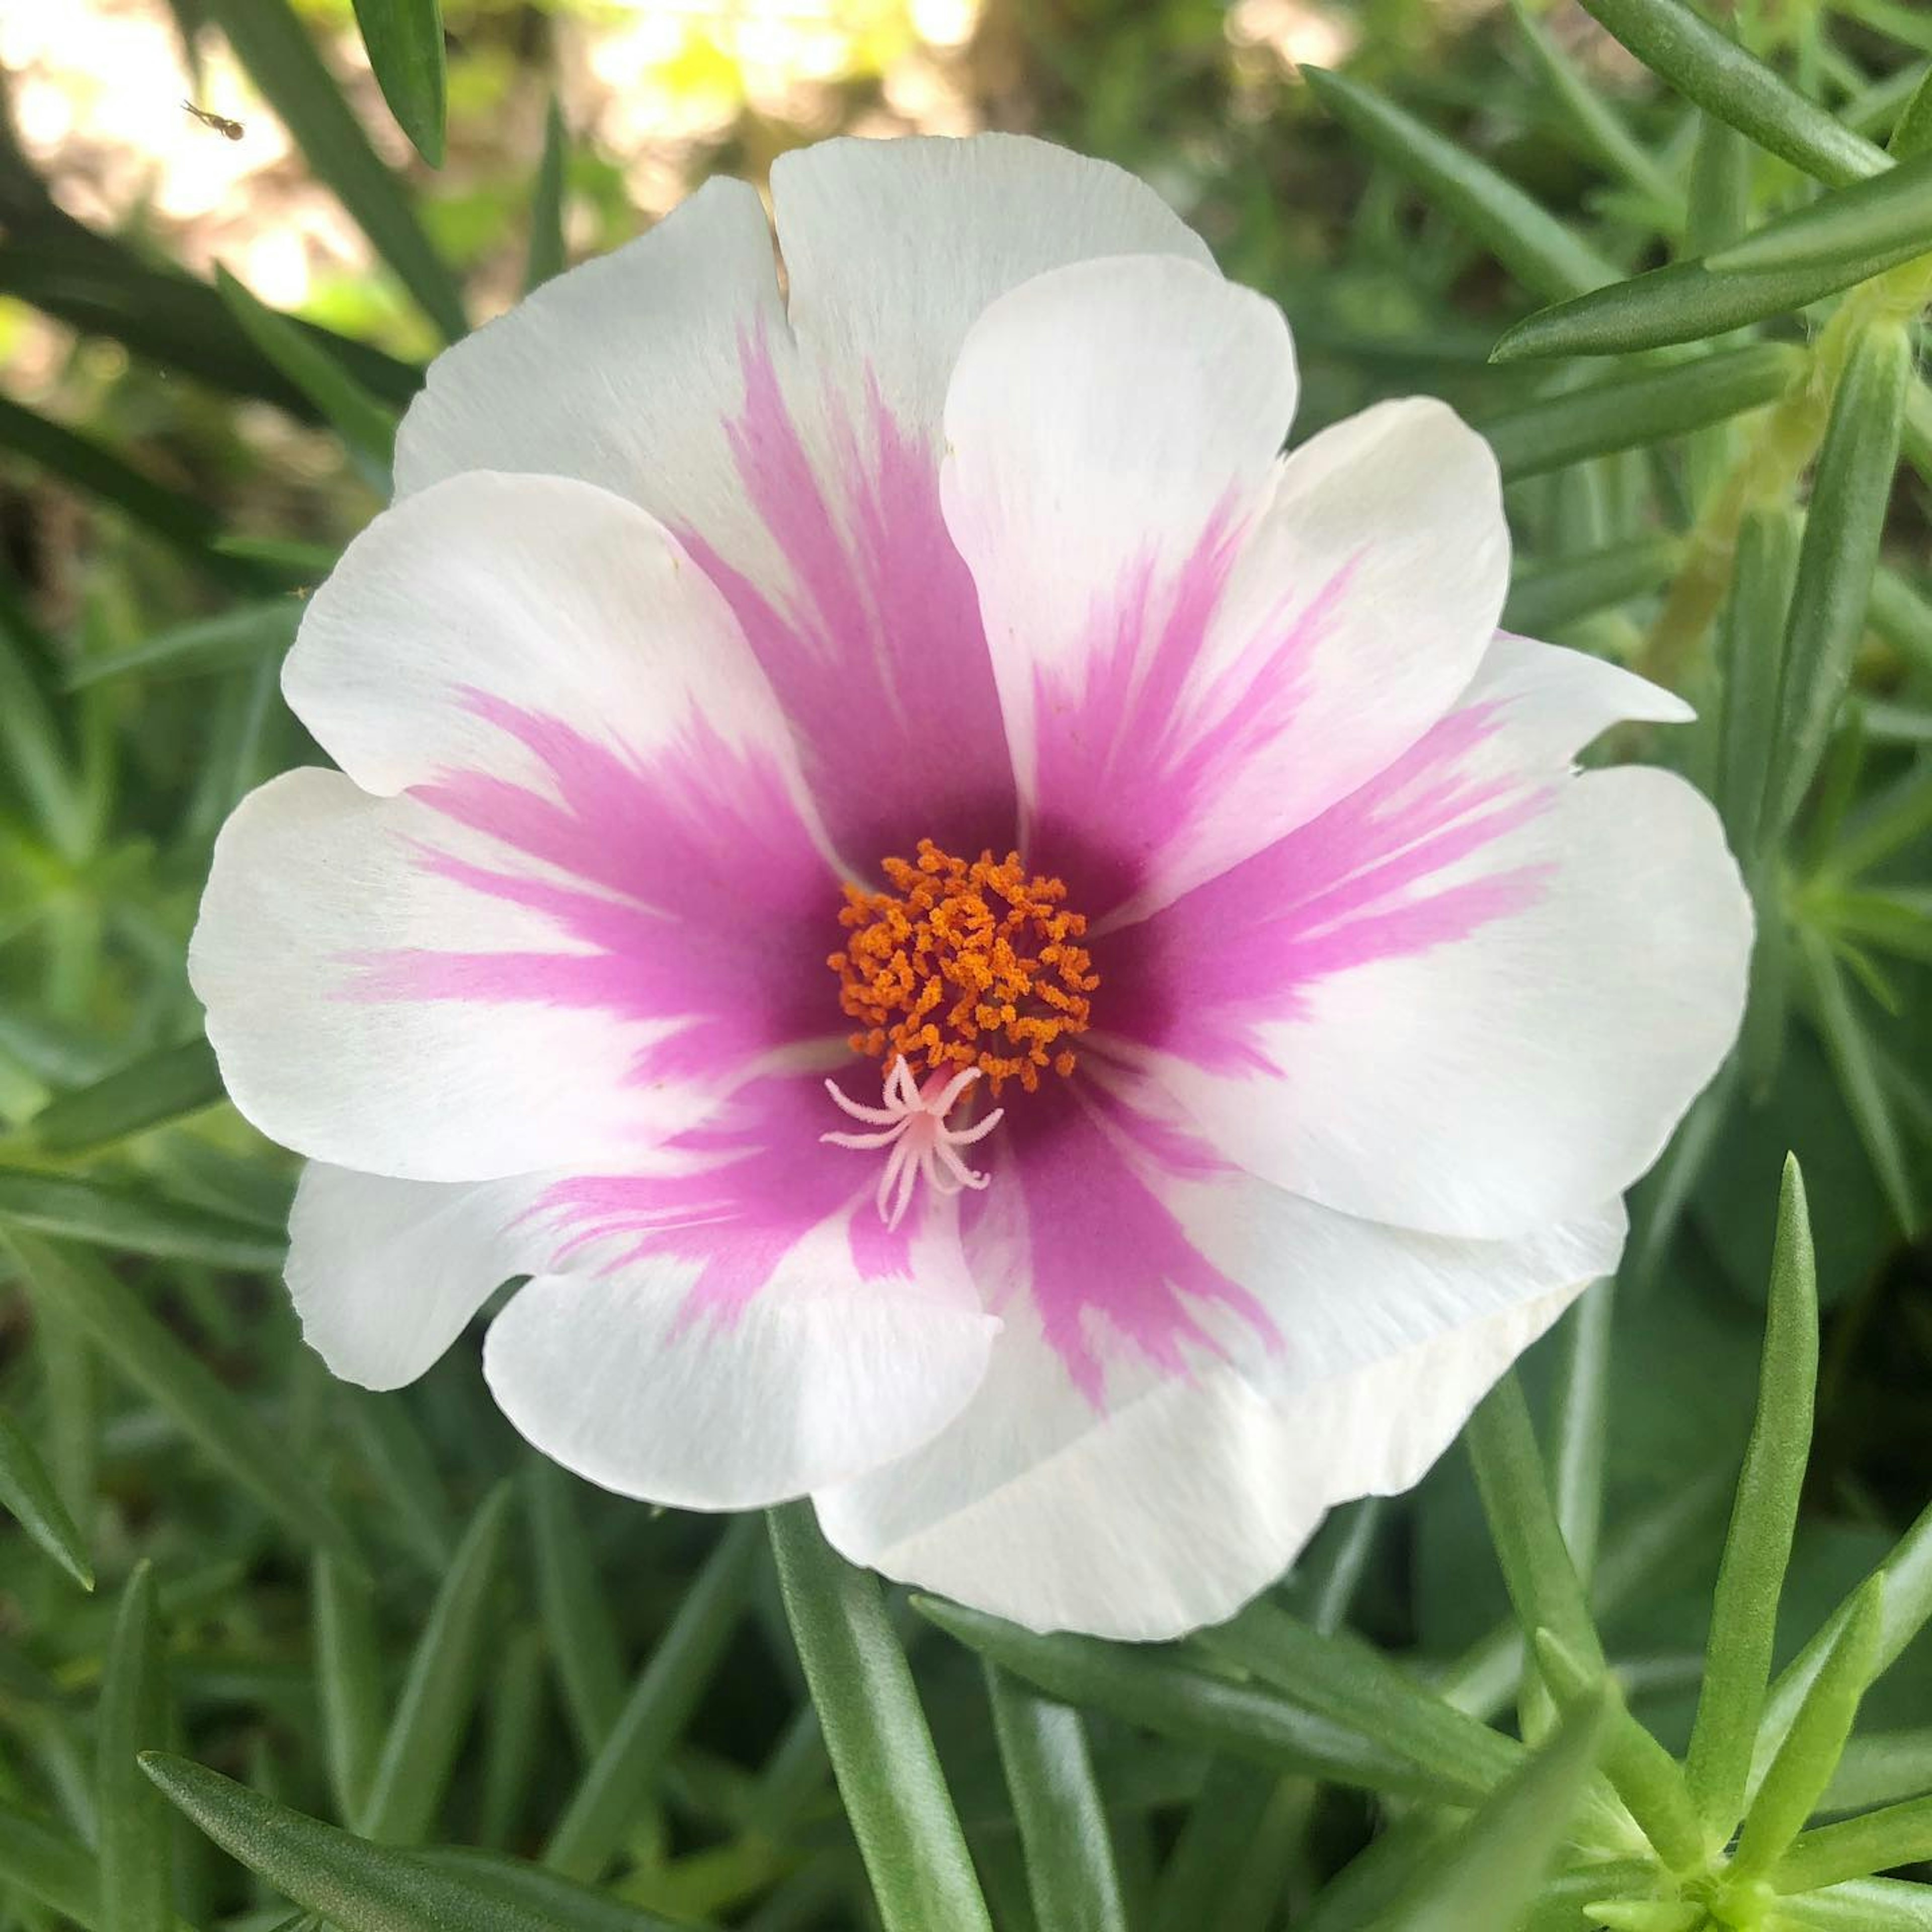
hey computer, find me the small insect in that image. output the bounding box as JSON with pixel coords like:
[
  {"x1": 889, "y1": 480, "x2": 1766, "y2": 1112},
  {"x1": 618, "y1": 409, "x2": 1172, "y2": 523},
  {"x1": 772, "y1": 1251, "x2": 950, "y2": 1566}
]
[{"x1": 181, "y1": 100, "x2": 245, "y2": 140}]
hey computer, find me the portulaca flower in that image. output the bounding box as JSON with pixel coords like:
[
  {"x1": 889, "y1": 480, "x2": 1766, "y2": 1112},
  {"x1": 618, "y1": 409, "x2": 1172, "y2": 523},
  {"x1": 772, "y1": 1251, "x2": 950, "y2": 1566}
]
[{"x1": 190, "y1": 134, "x2": 1751, "y2": 1640}]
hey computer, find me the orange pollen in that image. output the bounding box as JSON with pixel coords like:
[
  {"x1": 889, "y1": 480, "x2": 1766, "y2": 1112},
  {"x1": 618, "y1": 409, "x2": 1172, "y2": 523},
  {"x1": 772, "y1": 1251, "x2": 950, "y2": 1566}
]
[{"x1": 830, "y1": 840, "x2": 1100, "y2": 1095}]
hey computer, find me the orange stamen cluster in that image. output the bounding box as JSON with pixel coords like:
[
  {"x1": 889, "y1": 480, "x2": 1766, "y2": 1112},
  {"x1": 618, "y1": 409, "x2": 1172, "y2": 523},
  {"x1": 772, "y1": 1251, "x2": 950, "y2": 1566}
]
[{"x1": 831, "y1": 840, "x2": 1099, "y2": 1094}]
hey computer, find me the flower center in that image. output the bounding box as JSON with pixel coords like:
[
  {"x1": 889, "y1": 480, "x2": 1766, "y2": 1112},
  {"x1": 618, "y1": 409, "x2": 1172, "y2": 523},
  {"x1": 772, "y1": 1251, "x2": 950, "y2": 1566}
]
[{"x1": 829, "y1": 839, "x2": 1099, "y2": 1095}]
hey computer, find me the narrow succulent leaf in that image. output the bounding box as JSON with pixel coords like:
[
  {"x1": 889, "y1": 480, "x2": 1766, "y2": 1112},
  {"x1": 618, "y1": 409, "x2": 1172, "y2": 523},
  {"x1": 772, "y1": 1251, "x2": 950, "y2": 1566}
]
[
  {"x1": 1, "y1": 1230, "x2": 359, "y2": 1566},
  {"x1": 66, "y1": 600, "x2": 304, "y2": 689},
  {"x1": 1300, "y1": 66, "x2": 1620, "y2": 302},
  {"x1": 357, "y1": 1483, "x2": 511, "y2": 1844},
  {"x1": 1799, "y1": 928, "x2": 1923, "y2": 1234},
  {"x1": 1775, "y1": 1877, "x2": 1932, "y2": 1928},
  {"x1": 1777, "y1": 1794, "x2": 1932, "y2": 1894},
  {"x1": 140, "y1": 1754, "x2": 690, "y2": 1932},
  {"x1": 1506, "y1": 0, "x2": 1681, "y2": 210},
  {"x1": 1711, "y1": 149, "x2": 1932, "y2": 273},
  {"x1": 215, "y1": 268, "x2": 398, "y2": 472},
  {"x1": 1551, "y1": 1281, "x2": 1615, "y2": 1585},
  {"x1": 1762, "y1": 1495, "x2": 1932, "y2": 1795},
  {"x1": 524, "y1": 1461, "x2": 626, "y2": 1760},
  {"x1": 416, "y1": 1847, "x2": 694, "y2": 1932},
  {"x1": 1688, "y1": 112, "x2": 1753, "y2": 254},
  {"x1": 1503, "y1": 535, "x2": 1685, "y2": 635},
  {"x1": 985, "y1": 1663, "x2": 1128, "y2": 1932},
  {"x1": 25, "y1": 1038, "x2": 222, "y2": 1157},
  {"x1": 1733, "y1": 1576, "x2": 1886, "y2": 1883},
  {"x1": 0, "y1": 397, "x2": 267, "y2": 590},
  {"x1": 0, "y1": 1802, "x2": 100, "y2": 1927},
  {"x1": 312, "y1": 1553, "x2": 384, "y2": 1828},
  {"x1": 0, "y1": 592, "x2": 86, "y2": 859},
  {"x1": 1491, "y1": 238, "x2": 1932, "y2": 359},
  {"x1": 1825, "y1": 1729, "x2": 1932, "y2": 1814},
  {"x1": 770, "y1": 1511, "x2": 991, "y2": 1932},
  {"x1": 337, "y1": 1390, "x2": 457, "y2": 1573},
  {"x1": 1685, "y1": 1157, "x2": 1819, "y2": 1839},
  {"x1": 1766, "y1": 319, "x2": 1911, "y2": 840},
  {"x1": 197, "y1": 0, "x2": 465, "y2": 339},
  {"x1": 1480, "y1": 344, "x2": 1798, "y2": 478},
  {"x1": 1891, "y1": 64, "x2": 1932, "y2": 159},
  {"x1": 1310, "y1": 1497, "x2": 1385, "y2": 1637},
  {"x1": 1533, "y1": 1630, "x2": 1708, "y2": 1874},
  {"x1": 0, "y1": 1409, "x2": 93, "y2": 1589},
  {"x1": 525, "y1": 98, "x2": 567, "y2": 293},
  {"x1": 1148, "y1": 1762, "x2": 1277, "y2": 1932},
  {"x1": 98, "y1": 1563, "x2": 171, "y2": 1932},
  {"x1": 1828, "y1": 766, "x2": 1932, "y2": 882},
  {"x1": 477, "y1": 1627, "x2": 546, "y2": 1851},
  {"x1": 1717, "y1": 507, "x2": 1800, "y2": 862},
  {"x1": 917, "y1": 1593, "x2": 1466, "y2": 1803},
  {"x1": 1466, "y1": 1375, "x2": 1606, "y2": 1677},
  {"x1": 1361, "y1": 1693, "x2": 1607, "y2": 1932},
  {"x1": 1194, "y1": 1600, "x2": 1521, "y2": 1797},
  {"x1": 1870, "y1": 568, "x2": 1932, "y2": 677},
  {"x1": 545, "y1": 1517, "x2": 761, "y2": 1883},
  {"x1": 0, "y1": 1171, "x2": 286, "y2": 1270},
  {"x1": 348, "y1": 0, "x2": 446, "y2": 167},
  {"x1": 1575, "y1": 0, "x2": 1890, "y2": 187}
]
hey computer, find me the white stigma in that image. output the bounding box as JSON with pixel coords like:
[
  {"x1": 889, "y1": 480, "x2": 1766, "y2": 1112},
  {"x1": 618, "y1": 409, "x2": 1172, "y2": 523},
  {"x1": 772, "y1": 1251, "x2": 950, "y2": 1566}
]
[{"x1": 822, "y1": 1057, "x2": 1006, "y2": 1231}]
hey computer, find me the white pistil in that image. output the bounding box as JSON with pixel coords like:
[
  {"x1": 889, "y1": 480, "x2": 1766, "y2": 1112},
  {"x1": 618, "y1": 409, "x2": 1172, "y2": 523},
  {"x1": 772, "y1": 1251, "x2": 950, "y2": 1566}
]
[{"x1": 822, "y1": 1057, "x2": 1006, "y2": 1230}]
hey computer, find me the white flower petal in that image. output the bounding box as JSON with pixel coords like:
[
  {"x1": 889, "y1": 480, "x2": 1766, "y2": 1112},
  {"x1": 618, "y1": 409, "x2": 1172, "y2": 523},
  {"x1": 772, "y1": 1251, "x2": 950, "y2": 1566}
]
[{"x1": 1118, "y1": 636, "x2": 1748, "y2": 1238}]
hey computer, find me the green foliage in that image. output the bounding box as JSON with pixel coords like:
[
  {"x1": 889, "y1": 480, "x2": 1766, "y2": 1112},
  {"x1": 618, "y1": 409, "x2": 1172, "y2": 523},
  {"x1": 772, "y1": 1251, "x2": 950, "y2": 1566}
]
[{"x1": 2, "y1": 1, "x2": 1930, "y2": 1927}]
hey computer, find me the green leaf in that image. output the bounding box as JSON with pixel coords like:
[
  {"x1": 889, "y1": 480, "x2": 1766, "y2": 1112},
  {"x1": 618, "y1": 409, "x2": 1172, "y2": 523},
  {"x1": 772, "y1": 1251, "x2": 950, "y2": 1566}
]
[
  {"x1": 1766, "y1": 320, "x2": 1911, "y2": 841},
  {"x1": 1192, "y1": 1600, "x2": 1520, "y2": 1801},
  {"x1": 1504, "y1": 536, "x2": 1685, "y2": 639},
  {"x1": 477, "y1": 1627, "x2": 545, "y2": 1851},
  {"x1": 1777, "y1": 1793, "x2": 1932, "y2": 1893},
  {"x1": 1684, "y1": 1157, "x2": 1819, "y2": 1839},
  {"x1": 198, "y1": 0, "x2": 464, "y2": 341},
  {"x1": 1147, "y1": 1762, "x2": 1277, "y2": 1932},
  {"x1": 1717, "y1": 507, "x2": 1800, "y2": 863},
  {"x1": 1364, "y1": 1692, "x2": 1607, "y2": 1932},
  {"x1": 1575, "y1": 0, "x2": 1890, "y2": 187},
  {"x1": 24, "y1": 1038, "x2": 222, "y2": 1157},
  {"x1": 917, "y1": 1593, "x2": 1462, "y2": 1804},
  {"x1": 1776, "y1": 1877, "x2": 1932, "y2": 1929},
  {"x1": 984, "y1": 1662, "x2": 1128, "y2": 1932},
  {"x1": 769, "y1": 1508, "x2": 991, "y2": 1932},
  {"x1": 544, "y1": 1517, "x2": 761, "y2": 1883},
  {"x1": 1799, "y1": 929, "x2": 1923, "y2": 1234},
  {"x1": 1, "y1": 1230, "x2": 359, "y2": 1567},
  {"x1": 98, "y1": 1563, "x2": 171, "y2": 1932},
  {"x1": 0, "y1": 1408, "x2": 93, "y2": 1589},
  {"x1": 140, "y1": 1754, "x2": 695, "y2": 1932},
  {"x1": 1826, "y1": 1729, "x2": 1932, "y2": 1813},
  {"x1": 312, "y1": 1553, "x2": 384, "y2": 1827},
  {"x1": 0, "y1": 1802, "x2": 100, "y2": 1927},
  {"x1": 0, "y1": 397, "x2": 267, "y2": 590},
  {"x1": 1891, "y1": 63, "x2": 1932, "y2": 160},
  {"x1": 1466, "y1": 1375, "x2": 1605, "y2": 1680},
  {"x1": 1733, "y1": 1574, "x2": 1886, "y2": 1884},
  {"x1": 0, "y1": 587, "x2": 87, "y2": 859},
  {"x1": 0, "y1": 1170, "x2": 285, "y2": 1270},
  {"x1": 1533, "y1": 1629, "x2": 1706, "y2": 1875},
  {"x1": 356, "y1": 1482, "x2": 511, "y2": 1844},
  {"x1": 1869, "y1": 567, "x2": 1932, "y2": 676},
  {"x1": 416, "y1": 1848, "x2": 694, "y2": 1932},
  {"x1": 524, "y1": 1462, "x2": 626, "y2": 1761},
  {"x1": 66, "y1": 600, "x2": 304, "y2": 689},
  {"x1": 1712, "y1": 149, "x2": 1932, "y2": 275},
  {"x1": 1479, "y1": 343, "x2": 1798, "y2": 480},
  {"x1": 215, "y1": 268, "x2": 398, "y2": 474},
  {"x1": 1505, "y1": 0, "x2": 1681, "y2": 214},
  {"x1": 1300, "y1": 67, "x2": 1621, "y2": 303},
  {"x1": 348, "y1": 0, "x2": 445, "y2": 168},
  {"x1": 1551, "y1": 1282, "x2": 1616, "y2": 1588},
  {"x1": 525, "y1": 98, "x2": 568, "y2": 293}
]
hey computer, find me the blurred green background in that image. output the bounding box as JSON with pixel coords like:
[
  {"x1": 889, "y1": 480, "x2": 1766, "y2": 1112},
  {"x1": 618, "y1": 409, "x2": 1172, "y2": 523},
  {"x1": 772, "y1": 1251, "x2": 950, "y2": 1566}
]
[{"x1": 2, "y1": 1, "x2": 1931, "y2": 1927}]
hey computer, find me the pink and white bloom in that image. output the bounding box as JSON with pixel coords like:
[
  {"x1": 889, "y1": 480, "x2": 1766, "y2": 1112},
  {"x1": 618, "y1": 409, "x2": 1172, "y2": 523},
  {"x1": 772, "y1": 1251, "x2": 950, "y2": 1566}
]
[{"x1": 190, "y1": 134, "x2": 1751, "y2": 1640}]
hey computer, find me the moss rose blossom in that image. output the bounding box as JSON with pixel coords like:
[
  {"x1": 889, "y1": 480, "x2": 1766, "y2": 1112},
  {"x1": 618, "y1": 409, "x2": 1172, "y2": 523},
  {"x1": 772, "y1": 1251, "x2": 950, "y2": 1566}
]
[{"x1": 190, "y1": 134, "x2": 1751, "y2": 1639}]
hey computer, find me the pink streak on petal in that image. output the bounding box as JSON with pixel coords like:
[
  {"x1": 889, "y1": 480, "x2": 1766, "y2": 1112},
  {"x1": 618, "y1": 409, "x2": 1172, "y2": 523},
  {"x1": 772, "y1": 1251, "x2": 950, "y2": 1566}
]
[
  {"x1": 339, "y1": 692, "x2": 834, "y2": 1090},
  {"x1": 1110, "y1": 700, "x2": 1556, "y2": 1073},
  {"x1": 530, "y1": 1078, "x2": 917, "y2": 1328},
  {"x1": 1026, "y1": 510, "x2": 1358, "y2": 914},
  {"x1": 680, "y1": 328, "x2": 1017, "y2": 861},
  {"x1": 977, "y1": 1083, "x2": 1279, "y2": 1407}
]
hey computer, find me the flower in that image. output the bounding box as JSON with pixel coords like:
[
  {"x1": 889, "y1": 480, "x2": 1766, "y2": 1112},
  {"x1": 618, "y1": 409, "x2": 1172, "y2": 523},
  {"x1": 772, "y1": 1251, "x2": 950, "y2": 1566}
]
[{"x1": 190, "y1": 133, "x2": 1751, "y2": 1641}]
